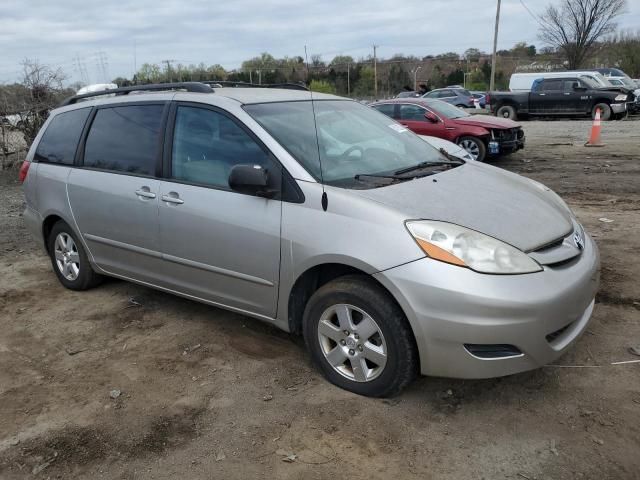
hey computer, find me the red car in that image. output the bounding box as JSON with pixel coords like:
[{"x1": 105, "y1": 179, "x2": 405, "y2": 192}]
[{"x1": 370, "y1": 98, "x2": 525, "y2": 162}]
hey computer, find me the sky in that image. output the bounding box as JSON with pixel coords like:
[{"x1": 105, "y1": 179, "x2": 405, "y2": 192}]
[{"x1": 1, "y1": 0, "x2": 639, "y2": 84}]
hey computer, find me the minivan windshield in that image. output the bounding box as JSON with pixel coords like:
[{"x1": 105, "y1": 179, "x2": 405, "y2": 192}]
[{"x1": 245, "y1": 100, "x2": 455, "y2": 188}]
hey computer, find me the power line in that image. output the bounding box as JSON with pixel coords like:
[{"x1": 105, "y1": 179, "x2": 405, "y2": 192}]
[{"x1": 519, "y1": 0, "x2": 543, "y2": 26}]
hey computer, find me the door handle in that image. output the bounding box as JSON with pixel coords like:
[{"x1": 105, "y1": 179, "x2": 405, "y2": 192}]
[
  {"x1": 564, "y1": 92, "x2": 571, "y2": 95},
  {"x1": 161, "y1": 193, "x2": 184, "y2": 205},
  {"x1": 538, "y1": 93, "x2": 546, "y2": 96},
  {"x1": 135, "y1": 188, "x2": 156, "y2": 199}
]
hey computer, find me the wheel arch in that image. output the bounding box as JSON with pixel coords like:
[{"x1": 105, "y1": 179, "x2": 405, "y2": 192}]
[
  {"x1": 285, "y1": 262, "x2": 420, "y2": 364},
  {"x1": 42, "y1": 213, "x2": 70, "y2": 254},
  {"x1": 454, "y1": 128, "x2": 490, "y2": 143},
  {"x1": 592, "y1": 98, "x2": 612, "y2": 107}
]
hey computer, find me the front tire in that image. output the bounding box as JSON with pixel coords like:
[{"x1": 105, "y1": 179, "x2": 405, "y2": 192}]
[
  {"x1": 47, "y1": 221, "x2": 102, "y2": 290},
  {"x1": 496, "y1": 105, "x2": 517, "y2": 120},
  {"x1": 457, "y1": 136, "x2": 487, "y2": 162},
  {"x1": 592, "y1": 103, "x2": 611, "y2": 120},
  {"x1": 302, "y1": 275, "x2": 418, "y2": 397}
]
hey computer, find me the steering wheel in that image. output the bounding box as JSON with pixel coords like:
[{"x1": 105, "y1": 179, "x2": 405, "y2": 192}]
[{"x1": 339, "y1": 145, "x2": 364, "y2": 161}]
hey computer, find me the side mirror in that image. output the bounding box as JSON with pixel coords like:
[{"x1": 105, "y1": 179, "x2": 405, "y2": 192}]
[
  {"x1": 228, "y1": 164, "x2": 274, "y2": 197},
  {"x1": 424, "y1": 112, "x2": 438, "y2": 123}
]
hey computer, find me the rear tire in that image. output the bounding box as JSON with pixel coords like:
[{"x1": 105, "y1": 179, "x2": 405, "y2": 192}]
[
  {"x1": 592, "y1": 103, "x2": 611, "y2": 120},
  {"x1": 47, "y1": 221, "x2": 102, "y2": 291},
  {"x1": 457, "y1": 136, "x2": 487, "y2": 162},
  {"x1": 302, "y1": 275, "x2": 418, "y2": 397},
  {"x1": 496, "y1": 105, "x2": 517, "y2": 120}
]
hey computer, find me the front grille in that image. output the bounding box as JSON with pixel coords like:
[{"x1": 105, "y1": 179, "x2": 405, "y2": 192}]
[
  {"x1": 546, "y1": 322, "x2": 573, "y2": 343},
  {"x1": 464, "y1": 344, "x2": 522, "y2": 359},
  {"x1": 495, "y1": 129, "x2": 518, "y2": 142}
]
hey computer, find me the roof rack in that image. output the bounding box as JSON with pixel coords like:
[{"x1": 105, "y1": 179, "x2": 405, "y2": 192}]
[
  {"x1": 59, "y1": 82, "x2": 214, "y2": 107},
  {"x1": 202, "y1": 81, "x2": 309, "y2": 91}
]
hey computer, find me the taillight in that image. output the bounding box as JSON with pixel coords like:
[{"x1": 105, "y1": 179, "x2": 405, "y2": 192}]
[{"x1": 18, "y1": 160, "x2": 30, "y2": 183}]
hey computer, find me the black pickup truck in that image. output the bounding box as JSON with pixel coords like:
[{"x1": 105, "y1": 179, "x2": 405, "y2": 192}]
[{"x1": 488, "y1": 76, "x2": 635, "y2": 121}]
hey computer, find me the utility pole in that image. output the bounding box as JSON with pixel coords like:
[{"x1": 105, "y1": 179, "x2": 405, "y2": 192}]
[
  {"x1": 347, "y1": 62, "x2": 351, "y2": 96},
  {"x1": 373, "y1": 45, "x2": 378, "y2": 100},
  {"x1": 489, "y1": 0, "x2": 501, "y2": 92},
  {"x1": 133, "y1": 39, "x2": 137, "y2": 81}
]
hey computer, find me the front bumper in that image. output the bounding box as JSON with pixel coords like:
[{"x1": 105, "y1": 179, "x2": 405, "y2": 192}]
[
  {"x1": 490, "y1": 129, "x2": 525, "y2": 156},
  {"x1": 374, "y1": 233, "x2": 600, "y2": 379},
  {"x1": 611, "y1": 102, "x2": 627, "y2": 114}
]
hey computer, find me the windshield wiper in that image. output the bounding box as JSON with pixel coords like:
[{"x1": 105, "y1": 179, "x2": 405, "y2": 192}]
[
  {"x1": 438, "y1": 148, "x2": 466, "y2": 163},
  {"x1": 394, "y1": 156, "x2": 463, "y2": 176},
  {"x1": 354, "y1": 173, "x2": 408, "y2": 182}
]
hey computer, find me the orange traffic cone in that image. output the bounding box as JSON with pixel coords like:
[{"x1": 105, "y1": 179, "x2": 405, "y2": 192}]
[{"x1": 585, "y1": 108, "x2": 605, "y2": 147}]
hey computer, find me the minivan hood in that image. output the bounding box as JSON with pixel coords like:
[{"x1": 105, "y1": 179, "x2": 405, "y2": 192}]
[
  {"x1": 452, "y1": 115, "x2": 520, "y2": 129},
  {"x1": 354, "y1": 162, "x2": 572, "y2": 252}
]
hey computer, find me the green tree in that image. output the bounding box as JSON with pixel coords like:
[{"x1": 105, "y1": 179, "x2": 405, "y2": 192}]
[
  {"x1": 330, "y1": 55, "x2": 354, "y2": 67},
  {"x1": 136, "y1": 63, "x2": 163, "y2": 83},
  {"x1": 353, "y1": 66, "x2": 374, "y2": 97},
  {"x1": 309, "y1": 79, "x2": 336, "y2": 94},
  {"x1": 464, "y1": 48, "x2": 484, "y2": 62}
]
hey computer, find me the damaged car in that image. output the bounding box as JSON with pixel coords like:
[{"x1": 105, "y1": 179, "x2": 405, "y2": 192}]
[{"x1": 370, "y1": 98, "x2": 524, "y2": 162}]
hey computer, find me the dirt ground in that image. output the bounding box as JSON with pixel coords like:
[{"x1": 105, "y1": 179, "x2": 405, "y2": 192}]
[{"x1": 0, "y1": 119, "x2": 639, "y2": 479}]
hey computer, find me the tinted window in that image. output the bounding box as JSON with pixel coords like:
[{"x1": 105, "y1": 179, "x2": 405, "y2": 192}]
[
  {"x1": 372, "y1": 104, "x2": 395, "y2": 117},
  {"x1": 563, "y1": 80, "x2": 581, "y2": 91},
  {"x1": 34, "y1": 108, "x2": 91, "y2": 165},
  {"x1": 399, "y1": 104, "x2": 427, "y2": 121},
  {"x1": 171, "y1": 106, "x2": 274, "y2": 189},
  {"x1": 84, "y1": 105, "x2": 163, "y2": 175},
  {"x1": 541, "y1": 80, "x2": 562, "y2": 91}
]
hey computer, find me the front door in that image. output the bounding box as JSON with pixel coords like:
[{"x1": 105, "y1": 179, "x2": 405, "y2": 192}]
[
  {"x1": 158, "y1": 103, "x2": 282, "y2": 317},
  {"x1": 397, "y1": 104, "x2": 447, "y2": 138},
  {"x1": 561, "y1": 79, "x2": 583, "y2": 113},
  {"x1": 67, "y1": 103, "x2": 167, "y2": 284}
]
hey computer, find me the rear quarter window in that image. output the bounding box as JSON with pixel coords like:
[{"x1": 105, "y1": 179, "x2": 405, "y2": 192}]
[{"x1": 34, "y1": 108, "x2": 92, "y2": 165}]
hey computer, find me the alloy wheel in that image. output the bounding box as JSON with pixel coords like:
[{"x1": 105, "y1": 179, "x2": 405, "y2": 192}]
[
  {"x1": 54, "y1": 232, "x2": 80, "y2": 281},
  {"x1": 317, "y1": 303, "x2": 388, "y2": 382},
  {"x1": 459, "y1": 139, "x2": 480, "y2": 160}
]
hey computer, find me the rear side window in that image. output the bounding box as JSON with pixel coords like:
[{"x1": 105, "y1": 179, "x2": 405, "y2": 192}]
[
  {"x1": 372, "y1": 104, "x2": 395, "y2": 117},
  {"x1": 541, "y1": 80, "x2": 562, "y2": 92},
  {"x1": 34, "y1": 108, "x2": 91, "y2": 165},
  {"x1": 83, "y1": 105, "x2": 164, "y2": 175}
]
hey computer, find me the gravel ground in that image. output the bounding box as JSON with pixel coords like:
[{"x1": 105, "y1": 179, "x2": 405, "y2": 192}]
[{"x1": 0, "y1": 119, "x2": 639, "y2": 479}]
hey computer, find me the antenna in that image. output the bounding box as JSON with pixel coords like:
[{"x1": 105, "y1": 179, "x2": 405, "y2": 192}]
[{"x1": 305, "y1": 45, "x2": 328, "y2": 212}]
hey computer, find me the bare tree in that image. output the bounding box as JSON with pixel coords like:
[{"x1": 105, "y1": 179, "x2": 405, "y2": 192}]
[
  {"x1": 539, "y1": 0, "x2": 626, "y2": 69},
  {"x1": 15, "y1": 59, "x2": 68, "y2": 146}
]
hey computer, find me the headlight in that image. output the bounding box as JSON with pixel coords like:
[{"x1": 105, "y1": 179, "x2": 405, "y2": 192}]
[
  {"x1": 406, "y1": 221, "x2": 542, "y2": 274},
  {"x1": 615, "y1": 94, "x2": 628, "y2": 102}
]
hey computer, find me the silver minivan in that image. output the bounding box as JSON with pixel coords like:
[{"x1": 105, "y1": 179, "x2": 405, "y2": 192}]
[{"x1": 20, "y1": 83, "x2": 600, "y2": 397}]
